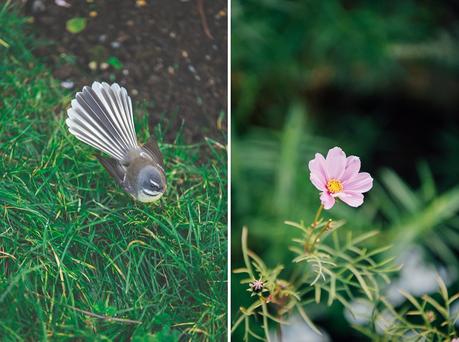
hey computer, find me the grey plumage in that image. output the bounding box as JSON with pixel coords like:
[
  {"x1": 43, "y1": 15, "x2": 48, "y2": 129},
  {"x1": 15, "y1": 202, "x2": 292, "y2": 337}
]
[{"x1": 66, "y1": 82, "x2": 166, "y2": 202}]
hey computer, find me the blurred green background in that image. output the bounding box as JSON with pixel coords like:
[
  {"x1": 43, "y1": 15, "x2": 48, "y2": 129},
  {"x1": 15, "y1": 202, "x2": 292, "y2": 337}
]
[{"x1": 231, "y1": 0, "x2": 459, "y2": 340}]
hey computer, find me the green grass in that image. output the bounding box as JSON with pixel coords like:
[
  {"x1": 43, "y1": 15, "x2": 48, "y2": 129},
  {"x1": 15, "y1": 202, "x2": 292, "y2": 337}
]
[{"x1": 0, "y1": 4, "x2": 227, "y2": 340}]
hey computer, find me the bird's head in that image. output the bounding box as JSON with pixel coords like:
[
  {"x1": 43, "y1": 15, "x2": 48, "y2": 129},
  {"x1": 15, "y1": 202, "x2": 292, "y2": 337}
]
[{"x1": 136, "y1": 164, "x2": 166, "y2": 203}]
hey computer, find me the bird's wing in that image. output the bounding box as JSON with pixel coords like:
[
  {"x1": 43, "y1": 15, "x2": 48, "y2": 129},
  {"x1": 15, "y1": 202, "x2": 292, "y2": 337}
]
[
  {"x1": 142, "y1": 136, "x2": 164, "y2": 169},
  {"x1": 96, "y1": 154, "x2": 126, "y2": 187},
  {"x1": 66, "y1": 82, "x2": 138, "y2": 161}
]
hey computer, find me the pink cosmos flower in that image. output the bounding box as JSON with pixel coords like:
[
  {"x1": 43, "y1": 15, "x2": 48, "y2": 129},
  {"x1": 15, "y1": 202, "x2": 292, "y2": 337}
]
[{"x1": 308, "y1": 147, "x2": 373, "y2": 210}]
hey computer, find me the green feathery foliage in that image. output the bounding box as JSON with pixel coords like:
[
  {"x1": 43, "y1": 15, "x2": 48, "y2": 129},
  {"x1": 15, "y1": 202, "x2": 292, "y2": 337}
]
[
  {"x1": 355, "y1": 277, "x2": 459, "y2": 341},
  {"x1": 232, "y1": 206, "x2": 399, "y2": 341}
]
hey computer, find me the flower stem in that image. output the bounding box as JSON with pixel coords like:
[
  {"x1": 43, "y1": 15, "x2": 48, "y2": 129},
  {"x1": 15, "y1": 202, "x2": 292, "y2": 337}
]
[
  {"x1": 310, "y1": 220, "x2": 331, "y2": 251},
  {"x1": 305, "y1": 204, "x2": 324, "y2": 251},
  {"x1": 312, "y1": 204, "x2": 323, "y2": 227}
]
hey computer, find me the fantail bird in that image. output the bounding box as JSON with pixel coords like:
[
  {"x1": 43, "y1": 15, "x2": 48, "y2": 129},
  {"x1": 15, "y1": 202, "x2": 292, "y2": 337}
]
[{"x1": 65, "y1": 81, "x2": 166, "y2": 202}]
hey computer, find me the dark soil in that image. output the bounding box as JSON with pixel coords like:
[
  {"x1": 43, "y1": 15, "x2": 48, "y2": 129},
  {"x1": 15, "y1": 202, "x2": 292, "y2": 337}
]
[{"x1": 25, "y1": 0, "x2": 227, "y2": 143}]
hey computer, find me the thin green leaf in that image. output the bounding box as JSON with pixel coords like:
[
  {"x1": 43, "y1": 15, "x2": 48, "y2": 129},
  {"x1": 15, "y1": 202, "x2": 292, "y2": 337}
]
[{"x1": 296, "y1": 304, "x2": 322, "y2": 336}]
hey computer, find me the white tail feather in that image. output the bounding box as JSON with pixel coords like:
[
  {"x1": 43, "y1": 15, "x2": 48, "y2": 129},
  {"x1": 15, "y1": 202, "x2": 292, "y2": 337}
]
[{"x1": 66, "y1": 82, "x2": 139, "y2": 161}]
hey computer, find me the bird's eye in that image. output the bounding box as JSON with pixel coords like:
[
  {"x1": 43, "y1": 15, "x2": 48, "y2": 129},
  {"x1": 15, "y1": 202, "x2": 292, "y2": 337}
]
[{"x1": 149, "y1": 178, "x2": 161, "y2": 192}]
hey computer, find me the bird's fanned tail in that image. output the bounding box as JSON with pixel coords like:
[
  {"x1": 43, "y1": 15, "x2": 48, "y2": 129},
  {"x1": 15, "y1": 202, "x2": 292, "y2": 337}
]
[{"x1": 66, "y1": 82, "x2": 138, "y2": 161}]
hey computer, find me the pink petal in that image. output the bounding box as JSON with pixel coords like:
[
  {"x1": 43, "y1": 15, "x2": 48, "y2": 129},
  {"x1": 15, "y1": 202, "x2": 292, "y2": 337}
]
[
  {"x1": 308, "y1": 153, "x2": 328, "y2": 188},
  {"x1": 341, "y1": 156, "x2": 361, "y2": 182},
  {"x1": 310, "y1": 174, "x2": 326, "y2": 191},
  {"x1": 343, "y1": 172, "x2": 373, "y2": 193},
  {"x1": 325, "y1": 147, "x2": 346, "y2": 179},
  {"x1": 320, "y1": 192, "x2": 336, "y2": 210},
  {"x1": 337, "y1": 191, "x2": 364, "y2": 207}
]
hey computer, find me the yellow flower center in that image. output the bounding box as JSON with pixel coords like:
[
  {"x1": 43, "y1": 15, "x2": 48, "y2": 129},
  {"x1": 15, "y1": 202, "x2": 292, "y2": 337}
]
[{"x1": 326, "y1": 179, "x2": 343, "y2": 194}]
